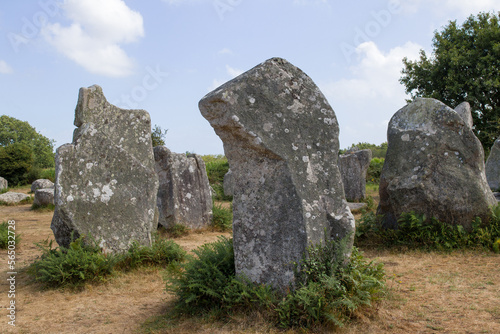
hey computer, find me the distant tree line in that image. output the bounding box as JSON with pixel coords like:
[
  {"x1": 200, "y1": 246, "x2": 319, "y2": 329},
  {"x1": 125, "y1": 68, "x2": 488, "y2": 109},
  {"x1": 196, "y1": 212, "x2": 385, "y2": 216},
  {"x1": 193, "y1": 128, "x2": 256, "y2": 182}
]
[
  {"x1": 0, "y1": 115, "x2": 55, "y2": 185},
  {"x1": 340, "y1": 142, "x2": 388, "y2": 159}
]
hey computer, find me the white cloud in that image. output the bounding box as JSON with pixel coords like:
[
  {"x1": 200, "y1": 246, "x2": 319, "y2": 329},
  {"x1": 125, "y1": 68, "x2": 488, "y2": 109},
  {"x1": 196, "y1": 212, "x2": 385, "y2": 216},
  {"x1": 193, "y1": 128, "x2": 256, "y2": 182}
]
[
  {"x1": 399, "y1": 0, "x2": 498, "y2": 15},
  {"x1": 0, "y1": 60, "x2": 13, "y2": 74},
  {"x1": 218, "y1": 48, "x2": 233, "y2": 55},
  {"x1": 209, "y1": 64, "x2": 244, "y2": 91},
  {"x1": 225, "y1": 65, "x2": 243, "y2": 78},
  {"x1": 293, "y1": 0, "x2": 327, "y2": 5},
  {"x1": 321, "y1": 41, "x2": 422, "y2": 147},
  {"x1": 42, "y1": 0, "x2": 144, "y2": 77},
  {"x1": 442, "y1": 0, "x2": 498, "y2": 15}
]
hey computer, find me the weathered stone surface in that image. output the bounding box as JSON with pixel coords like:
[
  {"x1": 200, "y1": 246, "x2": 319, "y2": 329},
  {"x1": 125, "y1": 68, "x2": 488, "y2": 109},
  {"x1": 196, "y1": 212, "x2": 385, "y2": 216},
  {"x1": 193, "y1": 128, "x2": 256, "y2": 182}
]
[
  {"x1": 223, "y1": 169, "x2": 233, "y2": 197},
  {"x1": 486, "y1": 137, "x2": 500, "y2": 191},
  {"x1": 199, "y1": 57, "x2": 354, "y2": 290},
  {"x1": 454, "y1": 102, "x2": 474, "y2": 129},
  {"x1": 347, "y1": 202, "x2": 367, "y2": 211},
  {"x1": 154, "y1": 146, "x2": 213, "y2": 229},
  {"x1": 34, "y1": 188, "x2": 54, "y2": 206},
  {"x1": 378, "y1": 98, "x2": 496, "y2": 229},
  {"x1": 339, "y1": 149, "x2": 372, "y2": 201},
  {"x1": 51, "y1": 85, "x2": 159, "y2": 253},
  {"x1": 0, "y1": 192, "x2": 29, "y2": 204},
  {"x1": 0, "y1": 177, "x2": 7, "y2": 190},
  {"x1": 31, "y1": 179, "x2": 54, "y2": 192}
]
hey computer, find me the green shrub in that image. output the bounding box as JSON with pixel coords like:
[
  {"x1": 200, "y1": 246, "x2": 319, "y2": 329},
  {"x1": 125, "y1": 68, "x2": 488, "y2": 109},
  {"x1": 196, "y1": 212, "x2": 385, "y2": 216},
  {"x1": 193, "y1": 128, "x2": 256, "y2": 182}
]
[
  {"x1": 366, "y1": 158, "x2": 384, "y2": 184},
  {"x1": 202, "y1": 155, "x2": 232, "y2": 201},
  {"x1": 28, "y1": 236, "x2": 117, "y2": 288},
  {"x1": 211, "y1": 203, "x2": 233, "y2": 231},
  {"x1": 165, "y1": 224, "x2": 191, "y2": 238},
  {"x1": 0, "y1": 142, "x2": 34, "y2": 185},
  {"x1": 277, "y1": 238, "x2": 385, "y2": 328},
  {"x1": 356, "y1": 206, "x2": 500, "y2": 251},
  {"x1": 31, "y1": 203, "x2": 55, "y2": 212},
  {"x1": 28, "y1": 234, "x2": 186, "y2": 288},
  {"x1": 117, "y1": 236, "x2": 186, "y2": 271},
  {"x1": 0, "y1": 221, "x2": 21, "y2": 249},
  {"x1": 40, "y1": 168, "x2": 55, "y2": 182},
  {"x1": 166, "y1": 236, "x2": 237, "y2": 312},
  {"x1": 166, "y1": 236, "x2": 385, "y2": 329}
]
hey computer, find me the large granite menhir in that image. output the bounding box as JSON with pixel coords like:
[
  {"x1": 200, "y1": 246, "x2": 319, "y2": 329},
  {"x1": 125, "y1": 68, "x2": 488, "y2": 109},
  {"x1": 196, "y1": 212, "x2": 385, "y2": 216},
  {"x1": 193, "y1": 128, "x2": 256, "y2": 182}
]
[
  {"x1": 378, "y1": 98, "x2": 496, "y2": 229},
  {"x1": 52, "y1": 85, "x2": 159, "y2": 253},
  {"x1": 486, "y1": 137, "x2": 500, "y2": 191},
  {"x1": 199, "y1": 57, "x2": 354, "y2": 290},
  {"x1": 154, "y1": 146, "x2": 212, "y2": 229},
  {"x1": 339, "y1": 149, "x2": 372, "y2": 201}
]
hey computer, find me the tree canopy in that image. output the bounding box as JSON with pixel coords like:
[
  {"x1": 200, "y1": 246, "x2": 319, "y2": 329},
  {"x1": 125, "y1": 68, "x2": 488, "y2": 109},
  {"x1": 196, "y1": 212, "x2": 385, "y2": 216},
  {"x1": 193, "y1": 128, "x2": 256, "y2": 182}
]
[
  {"x1": 340, "y1": 142, "x2": 388, "y2": 159},
  {"x1": 400, "y1": 12, "x2": 500, "y2": 152},
  {"x1": 0, "y1": 115, "x2": 55, "y2": 168},
  {"x1": 151, "y1": 124, "x2": 168, "y2": 147}
]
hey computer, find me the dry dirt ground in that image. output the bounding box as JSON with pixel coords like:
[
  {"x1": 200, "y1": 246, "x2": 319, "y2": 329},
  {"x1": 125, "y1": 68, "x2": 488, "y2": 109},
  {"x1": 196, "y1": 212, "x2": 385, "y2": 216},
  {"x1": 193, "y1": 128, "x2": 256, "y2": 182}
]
[{"x1": 0, "y1": 187, "x2": 499, "y2": 334}]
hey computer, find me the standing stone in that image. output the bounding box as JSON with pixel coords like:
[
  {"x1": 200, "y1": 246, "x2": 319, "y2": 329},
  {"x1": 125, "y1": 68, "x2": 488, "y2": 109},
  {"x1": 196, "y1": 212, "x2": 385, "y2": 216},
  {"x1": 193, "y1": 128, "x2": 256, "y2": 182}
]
[
  {"x1": 31, "y1": 179, "x2": 54, "y2": 192},
  {"x1": 223, "y1": 169, "x2": 233, "y2": 197},
  {"x1": 378, "y1": 98, "x2": 496, "y2": 229},
  {"x1": 339, "y1": 149, "x2": 372, "y2": 201},
  {"x1": 154, "y1": 146, "x2": 213, "y2": 229},
  {"x1": 34, "y1": 188, "x2": 55, "y2": 207},
  {"x1": 51, "y1": 85, "x2": 159, "y2": 253},
  {"x1": 199, "y1": 57, "x2": 354, "y2": 290},
  {"x1": 0, "y1": 177, "x2": 7, "y2": 190},
  {"x1": 486, "y1": 137, "x2": 500, "y2": 191}
]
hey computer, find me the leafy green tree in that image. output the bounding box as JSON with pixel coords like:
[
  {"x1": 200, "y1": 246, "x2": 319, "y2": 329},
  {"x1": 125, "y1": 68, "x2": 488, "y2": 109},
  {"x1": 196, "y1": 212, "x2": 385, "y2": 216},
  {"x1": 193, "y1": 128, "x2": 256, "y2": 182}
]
[
  {"x1": 340, "y1": 142, "x2": 388, "y2": 158},
  {"x1": 0, "y1": 142, "x2": 33, "y2": 185},
  {"x1": 0, "y1": 115, "x2": 55, "y2": 167},
  {"x1": 151, "y1": 124, "x2": 168, "y2": 147},
  {"x1": 400, "y1": 12, "x2": 500, "y2": 151}
]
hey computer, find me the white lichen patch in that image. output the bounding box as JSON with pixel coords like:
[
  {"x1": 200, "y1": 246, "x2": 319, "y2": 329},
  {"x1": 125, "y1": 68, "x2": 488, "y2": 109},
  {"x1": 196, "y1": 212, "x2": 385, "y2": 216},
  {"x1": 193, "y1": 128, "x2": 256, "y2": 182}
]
[
  {"x1": 323, "y1": 118, "x2": 336, "y2": 125},
  {"x1": 86, "y1": 162, "x2": 94, "y2": 169},
  {"x1": 287, "y1": 99, "x2": 305, "y2": 114},
  {"x1": 101, "y1": 185, "x2": 114, "y2": 204},
  {"x1": 249, "y1": 96, "x2": 256, "y2": 104},
  {"x1": 186, "y1": 193, "x2": 192, "y2": 199},
  {"x1": 263, "y1": 123, "x2": 273, "y2": 132},
  {"x1": 401, "y1": 134, "x2": 410, "y2": 142}
]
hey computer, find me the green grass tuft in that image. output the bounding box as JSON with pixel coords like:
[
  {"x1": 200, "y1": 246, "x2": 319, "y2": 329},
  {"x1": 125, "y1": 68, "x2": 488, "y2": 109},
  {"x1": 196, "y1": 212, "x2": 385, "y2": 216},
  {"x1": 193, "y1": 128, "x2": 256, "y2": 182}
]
[{"x1": 211, "y1": 203, "x2": 233, "y2": 231}]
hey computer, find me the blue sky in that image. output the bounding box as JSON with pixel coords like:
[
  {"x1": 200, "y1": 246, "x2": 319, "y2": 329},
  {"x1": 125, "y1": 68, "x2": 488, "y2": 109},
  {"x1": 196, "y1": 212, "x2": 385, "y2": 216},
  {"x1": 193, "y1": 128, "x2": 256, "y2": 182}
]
[{"x1": 0, "y1": 0, "x2": 497, "y2": 155}]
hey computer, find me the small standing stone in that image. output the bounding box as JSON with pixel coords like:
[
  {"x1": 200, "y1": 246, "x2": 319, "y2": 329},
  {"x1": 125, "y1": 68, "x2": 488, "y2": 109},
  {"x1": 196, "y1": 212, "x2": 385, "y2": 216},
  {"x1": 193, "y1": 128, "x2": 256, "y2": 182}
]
[
  {"x1": 34, "y1": 188, "x2": 55, "y2": 207},
  {"x1": 0, "y1": 177, "x2": 7, "y2": 190},
  {"x1": 486, "y1": 137, "x2": 500, "y2": 191},
  {"x1": 154, "y1": 146, "x2": 213, "y2": 229},
  {"x1": 199, "y1": 57, "x2": 354, "y2": 290},
  {"x1": 339, "y1": 149, "x2": 372, "y2": 201}
]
